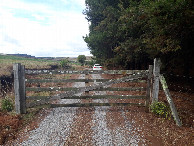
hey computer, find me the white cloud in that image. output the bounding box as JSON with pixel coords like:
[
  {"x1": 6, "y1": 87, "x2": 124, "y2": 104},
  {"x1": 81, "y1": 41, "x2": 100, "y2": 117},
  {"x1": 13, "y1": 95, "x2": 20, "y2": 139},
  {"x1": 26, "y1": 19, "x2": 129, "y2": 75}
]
[{"x1": 0, "y1": 0, "x2": 90, "y2": 57}]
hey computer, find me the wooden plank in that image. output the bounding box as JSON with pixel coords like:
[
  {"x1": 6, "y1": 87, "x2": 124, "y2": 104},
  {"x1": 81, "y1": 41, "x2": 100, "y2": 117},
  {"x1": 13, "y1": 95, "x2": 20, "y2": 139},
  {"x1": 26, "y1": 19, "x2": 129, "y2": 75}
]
[
  {"x1": 26, "y1": 87, "x2": 77, "y2": 91},
  {"x1": 93, "y1": 87, "x2": 146, "y2": 91},
  {"x1": 13, "y1": 64, "x2": 26, "y2": 114},
  {"x1": 26, "y1": 79, "x2": 110, "y2": 83},
  {"x1": 152, "y1": 58, "x2": 161, "y2": 103},
  {"x1": 26, "y1": 87, "x2": 146, "y2": 92},
  {"x1": 26, "y1": 99, "x2": 50, "y2": 108},
  {"x1": 26, "y1": 96, "x2": 50, "y2": 100},
  {"x1": 61, "y1": 95, "x2": 146, "y2": 99},
  {"x1": 26, "y1": 78, "x2": 147, "y2": 83},
  {"x1": 159, "y1": 75, "x2": 182, "y2": 127},
  {"x1": 27, "y1": 95, "x2": 146, "y2": 100},
  {"x1": 49, "y1": 102, "x2": 145, "y2": 108},
  {"x1": 25, "y1": 70, "x2": 148, "y2": 75}
]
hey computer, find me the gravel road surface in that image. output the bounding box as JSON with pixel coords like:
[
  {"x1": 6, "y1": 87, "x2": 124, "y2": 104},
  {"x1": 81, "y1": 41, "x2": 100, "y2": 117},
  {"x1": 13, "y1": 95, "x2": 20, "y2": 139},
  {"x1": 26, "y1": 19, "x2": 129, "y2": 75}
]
[{"x1": 11, "y1": 74, "x2": 145, "y2": 146}]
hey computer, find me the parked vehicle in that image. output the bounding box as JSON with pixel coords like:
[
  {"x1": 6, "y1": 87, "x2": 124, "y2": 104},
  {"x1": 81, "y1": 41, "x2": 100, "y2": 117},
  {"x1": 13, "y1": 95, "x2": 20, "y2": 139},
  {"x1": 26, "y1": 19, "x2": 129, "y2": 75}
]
[{"x1": 93, "y1": 64, "x2": 102, "y2": 70}]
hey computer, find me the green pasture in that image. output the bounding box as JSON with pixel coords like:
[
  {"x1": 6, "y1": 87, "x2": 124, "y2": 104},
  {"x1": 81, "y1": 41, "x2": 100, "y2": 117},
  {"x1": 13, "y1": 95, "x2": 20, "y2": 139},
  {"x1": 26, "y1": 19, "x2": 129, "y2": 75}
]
[{"x1": 0, "y1": 55, "x2": 58, "y2": 76}]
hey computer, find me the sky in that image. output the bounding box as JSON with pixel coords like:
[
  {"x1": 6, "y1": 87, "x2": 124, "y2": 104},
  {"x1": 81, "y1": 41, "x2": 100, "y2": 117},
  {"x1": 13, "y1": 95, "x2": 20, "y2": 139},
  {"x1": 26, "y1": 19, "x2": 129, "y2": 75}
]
[{"x1": 0, "y1": 0, "x2": 90, "y2": 57}]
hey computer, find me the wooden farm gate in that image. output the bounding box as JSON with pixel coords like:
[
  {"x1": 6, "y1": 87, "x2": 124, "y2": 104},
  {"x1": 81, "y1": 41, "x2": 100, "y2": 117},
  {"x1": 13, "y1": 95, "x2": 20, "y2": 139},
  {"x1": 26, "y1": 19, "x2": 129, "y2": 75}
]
[
  {"x1": 13, "y1": 59, "x2": 182, "y2": 126},
  {"x1": 13, "y1": 64, "x2": 153, "y2": 114}
]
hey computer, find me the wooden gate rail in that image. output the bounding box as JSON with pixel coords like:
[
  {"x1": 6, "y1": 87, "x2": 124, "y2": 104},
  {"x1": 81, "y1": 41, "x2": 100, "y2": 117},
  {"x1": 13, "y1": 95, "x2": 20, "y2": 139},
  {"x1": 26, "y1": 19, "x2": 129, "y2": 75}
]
[
  {"x1": 26, "y1": 87, "x2": 146, "y2": 92},
  {"x1": 27, "y1": 95, "x2": 146, "y2": 100},
  {"x1": 26, "y1": 79, "x2": 147, "y2": 83},
  {"x1": 26, "y1": 102, "x2": 145, "y2": 109},
  {"x1": 50, "y1": 103, "x2": 145, "y2": 108},
  {"x1": 25, "y1": 70, "x2": 148, "y2": 75},
  {"x1": 26, "y1": 95, "x2": 146, "y2": 108}
]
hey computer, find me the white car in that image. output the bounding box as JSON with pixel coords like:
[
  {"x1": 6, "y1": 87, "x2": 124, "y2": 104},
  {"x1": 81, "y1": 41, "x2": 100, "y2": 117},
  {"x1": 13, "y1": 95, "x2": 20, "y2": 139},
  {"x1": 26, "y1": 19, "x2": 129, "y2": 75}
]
[{"x1": 93, "y1": 64, "x2": 102, "y2": 70}]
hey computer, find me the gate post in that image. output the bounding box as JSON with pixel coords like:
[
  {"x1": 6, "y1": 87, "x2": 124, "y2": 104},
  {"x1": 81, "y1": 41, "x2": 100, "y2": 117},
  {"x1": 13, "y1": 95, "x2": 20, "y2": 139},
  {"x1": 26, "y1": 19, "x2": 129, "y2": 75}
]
[
  {"x1": 13, "y1": 63, "x2": 26, "y2": 114},
  {"x1": 146, "y1": 65, "x2": 153, "y2": 107},
  {"x1": 152, "y1": 58, "x2": 161, "y2": 103},
  {"x1": 85, "y1": 71, "x2": 89, "y2": 95}
]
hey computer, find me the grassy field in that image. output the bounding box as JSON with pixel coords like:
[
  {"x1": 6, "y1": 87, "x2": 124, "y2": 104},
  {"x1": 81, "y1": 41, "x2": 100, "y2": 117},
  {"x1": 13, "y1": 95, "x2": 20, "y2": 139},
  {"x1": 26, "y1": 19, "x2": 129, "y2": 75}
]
[{"x1": 0, "y1": 55, "x2": 59, "y2": 76}]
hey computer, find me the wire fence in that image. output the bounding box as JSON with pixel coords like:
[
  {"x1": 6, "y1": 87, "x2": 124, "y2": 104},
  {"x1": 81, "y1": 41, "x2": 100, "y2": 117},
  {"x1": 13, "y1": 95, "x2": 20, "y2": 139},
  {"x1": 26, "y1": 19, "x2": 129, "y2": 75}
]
[
  {"x1": 158, "y1": 73, "x2": 194, "y2": 127},
  {"x1": 162, "y1": 73, "x2": 194, "y2": 102}
]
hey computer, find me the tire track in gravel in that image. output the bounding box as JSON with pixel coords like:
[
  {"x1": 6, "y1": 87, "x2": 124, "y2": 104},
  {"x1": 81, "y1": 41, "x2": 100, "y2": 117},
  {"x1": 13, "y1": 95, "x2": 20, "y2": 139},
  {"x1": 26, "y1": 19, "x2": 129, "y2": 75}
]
[
  {"x1": 91, "y1": 74, "x2": 146, "y2": 145},
  {"x1": 16, "y1": 74, "x2": 85, "y2": 146},
  {"x1": 91, "y1": 74, "x2": 113, "y2": 145},
  {"x1": 64, "y1": 107, "x2": 95, "y2": 146},
  {"x1": 64, "y1": 73, "x2": 95, "y2": 145}
]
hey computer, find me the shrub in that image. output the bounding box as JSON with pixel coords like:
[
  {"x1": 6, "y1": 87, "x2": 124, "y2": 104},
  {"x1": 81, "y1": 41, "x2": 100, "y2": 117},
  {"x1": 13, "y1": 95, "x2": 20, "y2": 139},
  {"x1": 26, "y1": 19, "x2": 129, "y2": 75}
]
[
  {"x1": 150, "y1": 101, "x2": 171, "y2": 118},
  {"x1": 60, "y1": 59, "x2": 69, "y2": 68},
  {"x1": 77, "y1": 55, "x2": 86, "y2": 65},
  {"x1": 1, "y1": 98, "x2": 13, "y2": 112}
]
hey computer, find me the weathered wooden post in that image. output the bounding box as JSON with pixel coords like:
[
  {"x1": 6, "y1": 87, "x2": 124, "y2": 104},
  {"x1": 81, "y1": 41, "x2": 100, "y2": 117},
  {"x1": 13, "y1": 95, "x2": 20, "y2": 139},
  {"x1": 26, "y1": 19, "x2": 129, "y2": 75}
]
[
  {"x1": 13, "y1": 63, "x2": 26, "y2": 114},
  {"x1": 159, "y1": 75, "x2": 182, "y2": 126},
  {"x1": 146, "y1": 65, "x2": 153, "y2": 107},
  {"x1": 85, "y1": 71, "x2": 89, "y2": 95},
  {"x1": 152, "y1": 58, "x2": 161, "y2": 103}
]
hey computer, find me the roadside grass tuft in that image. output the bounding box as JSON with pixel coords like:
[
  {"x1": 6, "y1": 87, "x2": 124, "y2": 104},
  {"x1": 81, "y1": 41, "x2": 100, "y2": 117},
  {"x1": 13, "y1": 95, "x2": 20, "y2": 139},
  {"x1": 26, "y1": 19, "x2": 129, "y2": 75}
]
[
  {"x1": 1, "y1": 98, "x2": 14, "y2": 112},
  {"x1": 150, "y1": 101, "x2": 171, "y2": 119}
]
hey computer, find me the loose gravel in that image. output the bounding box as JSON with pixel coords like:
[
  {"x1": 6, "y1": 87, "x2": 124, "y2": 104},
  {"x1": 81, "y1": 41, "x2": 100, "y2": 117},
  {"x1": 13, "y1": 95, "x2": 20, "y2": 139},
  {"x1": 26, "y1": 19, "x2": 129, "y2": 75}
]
[{"x1": 18, "y1": 74, "x2": 85, "y2": 146}]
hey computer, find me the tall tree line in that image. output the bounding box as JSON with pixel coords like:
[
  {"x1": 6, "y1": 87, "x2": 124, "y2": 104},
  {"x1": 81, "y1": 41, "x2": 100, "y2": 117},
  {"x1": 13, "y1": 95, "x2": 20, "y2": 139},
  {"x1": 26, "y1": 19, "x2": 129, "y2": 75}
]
[{"x1": 83, "y1": 0, "x2": 194, "y2": 76}]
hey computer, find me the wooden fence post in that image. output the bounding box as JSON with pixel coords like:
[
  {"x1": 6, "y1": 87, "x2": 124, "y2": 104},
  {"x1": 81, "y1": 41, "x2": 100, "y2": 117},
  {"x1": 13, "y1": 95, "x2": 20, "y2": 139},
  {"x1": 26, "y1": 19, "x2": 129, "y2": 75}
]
[
  {"x1": 85, "y1": 72, "x2": 89, "y2": 95},
  {"x1": 152, "y1": 58, "x2": 161, "y2": 103},
  {"x1": 13, "y1": 63, "x2": 26, "y2": 114},
  {"x1": 159, "y1": 75, "x2": 182, "y2": 126},
  {"x1": 146, "y1": 65, "x2": 153, "y2": 107}
]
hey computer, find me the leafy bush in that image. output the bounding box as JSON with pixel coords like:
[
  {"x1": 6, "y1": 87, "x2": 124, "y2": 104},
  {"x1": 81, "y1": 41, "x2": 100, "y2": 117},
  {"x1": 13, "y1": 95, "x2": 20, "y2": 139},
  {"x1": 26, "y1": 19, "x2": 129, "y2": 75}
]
[
  {"x1": 77, "y1": 55, "x2": 86, "y2": 65},
  {"x1": 60, "y1": 59, "x2": 69, "y2": 68},
  {"x1": 150, "y1": 101, "x2": 170, "y2": 118},
  {"x1": 1, "y1": 98, "x2": 13, "y2": 112}
]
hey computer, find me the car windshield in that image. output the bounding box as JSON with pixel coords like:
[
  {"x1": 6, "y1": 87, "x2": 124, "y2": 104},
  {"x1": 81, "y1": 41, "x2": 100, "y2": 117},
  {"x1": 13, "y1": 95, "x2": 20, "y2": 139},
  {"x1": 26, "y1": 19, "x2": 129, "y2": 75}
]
[{"x1": 94, "y1": 64, "x2": 101, "y2": 66}]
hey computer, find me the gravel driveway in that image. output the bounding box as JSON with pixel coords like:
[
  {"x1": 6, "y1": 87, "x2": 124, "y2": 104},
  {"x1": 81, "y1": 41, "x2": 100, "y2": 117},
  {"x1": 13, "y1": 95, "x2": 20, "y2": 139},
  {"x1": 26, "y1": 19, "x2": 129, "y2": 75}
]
[{"x1": 11, "y1": 74, "x2": 145, "y2": 146}]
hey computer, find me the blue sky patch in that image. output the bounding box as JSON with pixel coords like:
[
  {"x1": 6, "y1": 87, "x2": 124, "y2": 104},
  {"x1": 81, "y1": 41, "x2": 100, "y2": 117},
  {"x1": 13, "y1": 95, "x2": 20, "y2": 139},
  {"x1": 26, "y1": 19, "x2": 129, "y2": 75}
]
[
  {"x1": 19, "y1": 0, "x2": 84, "y2": 12},
  {"x1": 12, "y1": 9, "x2": 50, "y2": 25}
]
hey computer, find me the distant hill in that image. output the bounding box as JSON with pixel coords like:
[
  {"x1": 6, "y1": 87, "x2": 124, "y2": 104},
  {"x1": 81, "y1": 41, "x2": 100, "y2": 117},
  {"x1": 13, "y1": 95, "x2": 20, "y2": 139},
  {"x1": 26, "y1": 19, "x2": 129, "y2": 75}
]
[
  {"x1": 6, "y1": 54, "x2": 35, "y2": 58},
  {"x1": 2, "y1": 53, "x2": 93, "y2": 61}
]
